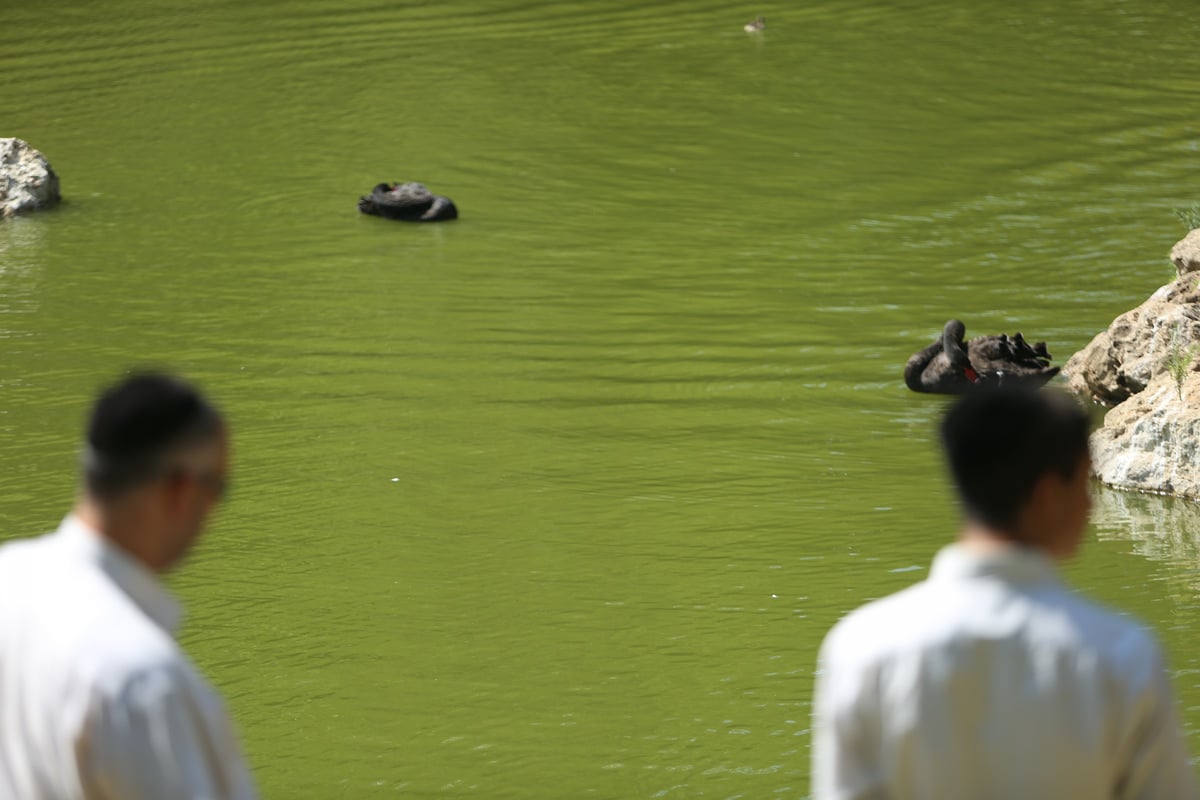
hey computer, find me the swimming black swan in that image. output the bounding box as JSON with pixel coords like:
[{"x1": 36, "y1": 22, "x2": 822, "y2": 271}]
[
  {"x1": 357, "y1": 182, "x2": 458, "y2": 222},
  {"x1": 904, "y1": 319, "x2": 1059, "y2": 394}
]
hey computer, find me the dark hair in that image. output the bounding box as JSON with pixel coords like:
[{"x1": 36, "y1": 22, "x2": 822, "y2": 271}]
[
  {"x1": 939, "y1": 387, "x2": 1090, "y2": 533},
  {"x1": 83, "y1": 372, "x2": 223, "y2": 499}
]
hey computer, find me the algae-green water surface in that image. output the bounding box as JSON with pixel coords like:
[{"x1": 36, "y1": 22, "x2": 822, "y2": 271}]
[{"x1": 4, "y1": 0, "x2": 1200, "y2": 796}]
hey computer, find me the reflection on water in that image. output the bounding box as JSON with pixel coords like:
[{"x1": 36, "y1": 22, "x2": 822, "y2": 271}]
[
  {"x1": 1086, "y1": 484, "x2": 1200, "y2": 742},
  {"x1": 1093, "y1": 485, "x2": 1200, "y2": 579},
  {"x1": 0, "y1": 217, "x2": 45, "y2": 277},
  {"x1": 0, "y1": 217, "x2": 45, "y2": 338}
]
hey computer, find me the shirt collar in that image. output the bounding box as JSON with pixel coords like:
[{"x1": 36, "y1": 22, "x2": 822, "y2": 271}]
[
  {"x1": 929, "y1": 541, "x2": 1062, "y2": 587},
  {"x1": 53, "y1": 514, "x2": 183, "y2": 635}
]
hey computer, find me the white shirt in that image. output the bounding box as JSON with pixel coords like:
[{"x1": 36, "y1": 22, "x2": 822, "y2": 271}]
[
  {"x1": 812, "y1": 543, "x2": 1198, "y2": 800},
  {"x1": 0, "y1": 516, "x2": 257, "y2": 800}
]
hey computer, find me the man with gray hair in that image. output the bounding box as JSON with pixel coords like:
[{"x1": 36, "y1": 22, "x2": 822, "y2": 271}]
[{"x1": 0, "y1": 372, "x2": 257, "y2": 799}]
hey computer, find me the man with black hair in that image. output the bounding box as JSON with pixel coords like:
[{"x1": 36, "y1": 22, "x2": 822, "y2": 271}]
[
  {"x1": 812, "y1": 387, "x2": 1197, "y2": 799},
  {"x1": 0, "y1": 373, "x2": 256, "y2": 799}
]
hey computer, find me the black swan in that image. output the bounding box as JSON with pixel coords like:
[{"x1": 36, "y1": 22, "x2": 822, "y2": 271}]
[
  {"x1": 357, "y1": 182, "x2": 458, "y2": 222},
  {"x1": 904, "y1": 319, "x2": 1059, "y2": 394}
]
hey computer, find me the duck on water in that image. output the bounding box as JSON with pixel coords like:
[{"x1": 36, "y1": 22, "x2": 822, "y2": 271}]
[
  {"x1": 904, "y1": 319, "x2": 1059, "y2": 394},
  {"x1": 357, "y1": 182, "x2": 458, "y2": 222}
]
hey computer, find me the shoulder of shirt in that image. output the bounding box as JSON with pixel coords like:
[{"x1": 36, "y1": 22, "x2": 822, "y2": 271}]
[
  {"x1": 67, "y1": 594, "x2": 193, "y2": 696},
  {"x1": 820, "y1": 571, "x2": 1165, "y2": 675},
  {"x1": 0, "y1": 534, "x2": 46, "y2": 567},
  {"x1": 820, "y1": 580, "x2": 934, "y2": 658},
  {"x1": 67, "y1": 617, "x2": 208, "y2": 711},
  {"x1": 1048, "y1": 587, "x2": 1165, "y2": 671},
  {"x1": 83, "y1": 649, "x2": 209, "y2": 712},
  {"x1": 0, "y1": 533, "x2": 189, "y2": 683}
]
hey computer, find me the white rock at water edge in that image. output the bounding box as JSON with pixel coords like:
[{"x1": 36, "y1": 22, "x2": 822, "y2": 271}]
[
  {"x1": 1089, "y1": 371, "x2": 1200, "y2": 500},
  {"x1": 0, "y1": 138, "x2": 61, "y2": 219},
  {"x1": 1170, "y1": 228, "x2": 1200, "y2": 277},
  {"x1": 1062, "y1": 276, "x2": 1200, "y2": 407},
  {"x1": 1062, "y1": 229, "x2": 1200, "y2": 499}
]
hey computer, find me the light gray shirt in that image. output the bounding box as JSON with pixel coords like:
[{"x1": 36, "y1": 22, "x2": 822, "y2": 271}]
[
  {"x1": 0, "y1": 515, "x2": 257, "y2": 799},
  {"x1": 812, "y1": 542, "x2": 1197, "y2": 800}
]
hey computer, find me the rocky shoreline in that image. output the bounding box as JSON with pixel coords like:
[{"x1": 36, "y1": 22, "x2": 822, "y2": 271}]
[{"x1": 1064, "y1": 229, "x2": 1200, "y2": 498}]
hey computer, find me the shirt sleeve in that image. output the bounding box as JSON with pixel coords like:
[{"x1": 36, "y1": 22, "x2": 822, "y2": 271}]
[
  {"x1": 1115, "y1": 638, "x2": 1198, "y2": 800},
  {"x1": 77, "y1": 664, "x2": 257, "y2": 800},
  {"x1": 811, "y1": 626, "x2": 888, "y2": 800}
]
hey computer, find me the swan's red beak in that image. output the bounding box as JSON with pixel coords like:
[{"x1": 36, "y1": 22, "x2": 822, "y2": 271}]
[{"x1": 964, "y1": 366, "x2": 980, "y2": 383}]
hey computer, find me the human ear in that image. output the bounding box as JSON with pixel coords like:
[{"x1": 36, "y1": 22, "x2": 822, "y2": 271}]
[
  {"x1": 161, "y1": 470, "x2": 196, "y2": 517},
  {"x1": 1022, "y1": 473, "x2": 1062, "y2": 539}
]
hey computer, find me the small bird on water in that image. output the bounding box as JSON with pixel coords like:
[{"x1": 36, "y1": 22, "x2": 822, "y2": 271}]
[{"x1": 744, "y1": 15, "x2": 765, "y2": 32}]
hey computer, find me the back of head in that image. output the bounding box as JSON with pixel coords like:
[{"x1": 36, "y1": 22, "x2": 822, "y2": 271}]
[
  {"x1": 940, "y1": 386, "x2": 1090, "y2": 534},
  {"x1": 83, "y1": 373, "x2": 223, "y2": 500}
]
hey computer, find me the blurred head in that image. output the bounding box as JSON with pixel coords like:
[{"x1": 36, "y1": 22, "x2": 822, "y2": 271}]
[
  {"x1": 940, "y1": 386, "x2": 1092, "y2": 557},
  {"x1": 82, "y1": 373, "x2": 228, "y2": 571}
]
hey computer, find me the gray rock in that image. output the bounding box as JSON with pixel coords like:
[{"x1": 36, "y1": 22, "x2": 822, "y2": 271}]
[
  {"x1": 1170, "y1": 228, "x2": 1200, "y2": 276},
  {"x1": 1090, "y1": 371, "x2": 1200, "y2": 499},
  {"x1": 0, "y1": 138, "x2": 60, "y2": 218},
  {"x1": 1064, "y1": 231, "x2": 1200, "y2": 498},
  {"x1": 1063, "y1": 277, "x2": 1200, "y2": 406}
]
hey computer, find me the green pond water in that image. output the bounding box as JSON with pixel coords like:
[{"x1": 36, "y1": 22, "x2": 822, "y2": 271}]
[{"x1": 4, "y1": 0, "x2": 1200, "y2": 796}]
